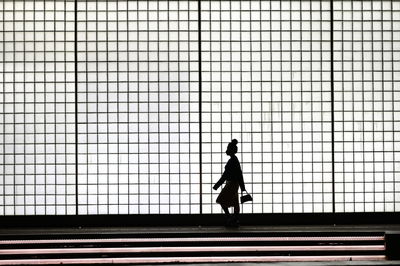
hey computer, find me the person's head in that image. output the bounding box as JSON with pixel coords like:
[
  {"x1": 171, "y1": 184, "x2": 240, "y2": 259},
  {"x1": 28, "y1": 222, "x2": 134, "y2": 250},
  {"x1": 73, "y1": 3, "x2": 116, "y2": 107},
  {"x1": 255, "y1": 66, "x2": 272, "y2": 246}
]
[{"x1": 226, "y1": 139, "x2": 238, "y2": 156}]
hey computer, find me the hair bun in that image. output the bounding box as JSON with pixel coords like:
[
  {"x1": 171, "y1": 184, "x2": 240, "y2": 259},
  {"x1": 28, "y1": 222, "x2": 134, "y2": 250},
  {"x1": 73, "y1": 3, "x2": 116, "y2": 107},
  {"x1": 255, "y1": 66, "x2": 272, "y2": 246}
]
[{"x1": 231, "y1": 139, "x2": 238, "y2": 145}]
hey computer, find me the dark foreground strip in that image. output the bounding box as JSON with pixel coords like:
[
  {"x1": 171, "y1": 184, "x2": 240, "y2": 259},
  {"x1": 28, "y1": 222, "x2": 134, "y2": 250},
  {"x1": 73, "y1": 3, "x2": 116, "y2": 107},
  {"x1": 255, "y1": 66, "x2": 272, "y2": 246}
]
[{"x1": 0, "y1": 255, "x2": 387, "y2": 265}]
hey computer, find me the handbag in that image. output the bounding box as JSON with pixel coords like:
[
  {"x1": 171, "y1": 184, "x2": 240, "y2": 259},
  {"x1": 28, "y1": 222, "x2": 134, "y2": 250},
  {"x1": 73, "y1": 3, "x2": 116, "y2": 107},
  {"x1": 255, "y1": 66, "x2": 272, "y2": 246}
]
[{"x1": 240, "y1": 191, "x2": 253, "y2": 204}]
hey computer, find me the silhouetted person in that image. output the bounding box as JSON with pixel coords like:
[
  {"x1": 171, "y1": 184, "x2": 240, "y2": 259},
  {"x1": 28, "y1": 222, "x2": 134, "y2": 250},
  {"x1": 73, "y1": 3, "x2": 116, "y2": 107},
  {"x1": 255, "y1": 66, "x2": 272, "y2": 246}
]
[{"x1": 213, "y1": 139, "x2": 246, "y2": 227}]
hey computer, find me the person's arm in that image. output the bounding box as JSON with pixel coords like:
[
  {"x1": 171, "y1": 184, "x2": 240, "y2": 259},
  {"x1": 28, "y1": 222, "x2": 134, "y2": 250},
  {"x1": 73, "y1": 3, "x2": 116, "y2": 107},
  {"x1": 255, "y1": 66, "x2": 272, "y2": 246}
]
[
  {"x1": 213, "y1": 160, "x2": 231, "y2": 190},
  {"x1": 213, "y1": 170, "x2": 227, "y2": 190}
]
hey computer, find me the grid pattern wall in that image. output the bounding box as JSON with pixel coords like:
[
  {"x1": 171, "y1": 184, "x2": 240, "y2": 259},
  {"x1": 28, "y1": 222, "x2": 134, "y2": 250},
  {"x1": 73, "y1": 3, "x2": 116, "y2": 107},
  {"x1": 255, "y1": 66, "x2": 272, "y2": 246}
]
[
  {"x1": 201, "y1": 1, "x2": 333, "y2": 213},
  {"x1": 1, "y1": 1, "x2": 76, "y2": 215},
  {"x1": 1, "y1": 0, "x2": 400, "y2": 216},
  {"x1": 333, "y1": 1, "x2": 400, "y2": 212},
  {"x1": 76, "y1": 0, "x2": 200, "y2": 214}
]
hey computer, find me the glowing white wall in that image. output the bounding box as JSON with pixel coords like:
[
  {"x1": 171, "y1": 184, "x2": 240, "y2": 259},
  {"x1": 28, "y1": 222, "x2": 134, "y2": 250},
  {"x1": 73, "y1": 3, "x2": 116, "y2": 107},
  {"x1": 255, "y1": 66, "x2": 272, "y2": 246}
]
[
  {"x1": 1, "y1": 1, "x2": 76, "y2": 215},
  {"x1": 1, "y1": 0, "x2": 399, "y2": 215}
]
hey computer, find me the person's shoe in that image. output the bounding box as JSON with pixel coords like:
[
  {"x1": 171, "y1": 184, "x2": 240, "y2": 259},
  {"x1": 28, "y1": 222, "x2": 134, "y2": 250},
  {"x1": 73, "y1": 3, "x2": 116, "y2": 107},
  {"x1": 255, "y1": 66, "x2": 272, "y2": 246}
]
[
  {"x1": 225, "y1": 216, "x2": 239, "y2": 228},
  {"x1": 231, "y1": 218, "x2": 240, "y2": 228},
  {"x1": 225, "y1": 215, "x2": 233, "y2": 227}
]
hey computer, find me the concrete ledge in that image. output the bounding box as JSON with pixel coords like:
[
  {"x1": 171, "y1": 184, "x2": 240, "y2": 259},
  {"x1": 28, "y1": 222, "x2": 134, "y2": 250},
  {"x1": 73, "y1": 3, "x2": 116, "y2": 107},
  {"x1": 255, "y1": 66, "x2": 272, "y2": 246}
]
[{"x1": 0, "y1": 213, "x2": 399, "y2": 227}]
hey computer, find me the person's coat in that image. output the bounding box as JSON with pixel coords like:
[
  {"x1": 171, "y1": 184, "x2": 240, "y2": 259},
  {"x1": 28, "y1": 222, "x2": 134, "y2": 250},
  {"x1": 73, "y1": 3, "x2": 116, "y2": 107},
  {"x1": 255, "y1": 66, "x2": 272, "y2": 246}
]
[{"x1": 213, "y1": 155, "x2": 245, "y2": 192}]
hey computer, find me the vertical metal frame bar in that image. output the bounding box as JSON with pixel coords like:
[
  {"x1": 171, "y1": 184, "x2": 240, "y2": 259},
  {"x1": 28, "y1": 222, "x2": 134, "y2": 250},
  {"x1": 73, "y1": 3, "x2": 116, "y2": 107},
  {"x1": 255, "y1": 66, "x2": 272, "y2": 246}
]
[
  {"x1": 198, "y1": 0, "x2": 203, "y2": 214},
  {"x1": 1, "y1": 0, "x2": 5, "y2": 216},
  {"x1": 74, "y1": 0, "x2": 79, "y2": 215}
]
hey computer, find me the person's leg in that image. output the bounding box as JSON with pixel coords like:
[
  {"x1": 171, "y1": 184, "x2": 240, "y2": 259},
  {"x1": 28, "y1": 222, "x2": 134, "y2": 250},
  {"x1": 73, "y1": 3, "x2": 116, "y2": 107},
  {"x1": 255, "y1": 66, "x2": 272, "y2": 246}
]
[
  {"x1": 232, "y1": 203, "x2": 240, "y2": 227},
  {"x1": 222, "y1": 206, "x2": 230, "y2": 215},
  {"x1": 221, "y1": 206, "x2": 233, "y2": 227},
  {"x1": 233, "y1": 204, "x2": 240, "y2": 215}
]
